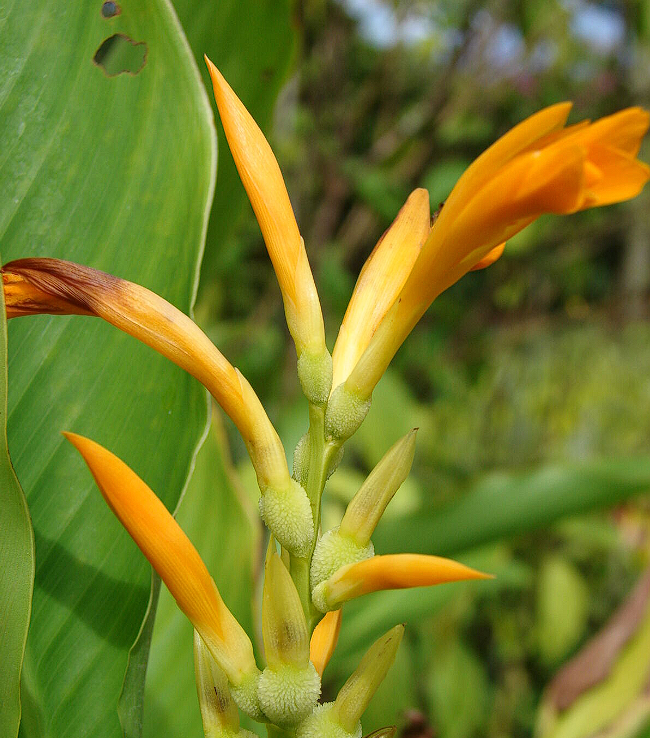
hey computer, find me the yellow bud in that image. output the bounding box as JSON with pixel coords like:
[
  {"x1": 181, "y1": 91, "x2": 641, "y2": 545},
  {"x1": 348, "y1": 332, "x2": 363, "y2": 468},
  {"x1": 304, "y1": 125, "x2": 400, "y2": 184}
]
[
  {"x1": 205, "y1": 57, "x2": 326, "y2": 359},
  {"x1": 313, "y1": 554, "x2": 492, "y2": 613},
  {"x1": 262, "y1": 552, "x2": 310, "y2": 668},
  {"x1": 331, "y1": 188, "x2": 430, "y2": 390},
  {"x1": 64, "y1": 433, "x2": 258, "y2": 689},
  {"x1": 259, "y1": 552, "x2": 321, "y2": 724},
  {"x1": 339, "y1": 429, "x2": 417, "y2": 546}
]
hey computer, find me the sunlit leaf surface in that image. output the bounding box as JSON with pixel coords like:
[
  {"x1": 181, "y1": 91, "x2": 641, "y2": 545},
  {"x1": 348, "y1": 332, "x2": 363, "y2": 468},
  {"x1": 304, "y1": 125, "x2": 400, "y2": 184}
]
[{"x1": 0, "y1": 1, "x2": 215, "y2": 735}]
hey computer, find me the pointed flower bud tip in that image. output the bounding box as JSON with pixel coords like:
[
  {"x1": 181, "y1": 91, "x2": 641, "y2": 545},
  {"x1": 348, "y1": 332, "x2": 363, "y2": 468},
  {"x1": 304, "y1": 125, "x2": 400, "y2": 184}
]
[
  {"x1": 204, "y1": 56, "x2": 326, "y2": 358},
  {"x1": 332, "y1": 187, "x2": 431, "y2": 389},
  {"x1": 64, "y1": 432, "x2": 258, "y2": 687},
  {"x1": 310, "y1": 609, "x2": 343, "y2": 678},
  {"x1": 313, "y1": 553, "x2": 492, "y2": 612},
  {"x1": 339, "y1": 429, "x2": 417, "y2": 546},
  {"x1": 262, "y1": 552, "x2": 310, "y2": 668},
  {"x1": 332, "y1": 625, "x2": 404, "y2": 733},
  {"x1": 258, "y1": 552, "x2": 321, "y2": 725}
]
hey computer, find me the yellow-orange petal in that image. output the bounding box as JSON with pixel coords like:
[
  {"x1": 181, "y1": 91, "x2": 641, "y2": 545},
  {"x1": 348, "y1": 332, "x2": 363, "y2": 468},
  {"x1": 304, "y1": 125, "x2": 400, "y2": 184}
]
[
  {"x1": 315, "y1": 554, "x2": 492, "y2": 611},
  {"x1": 443, "y1": 102, "x2": 573, "y2": 224},
  {"x1": 3, "y1": 258, "x2": 291, "y2": 494},
  {"x1": 205, "y1": 56, "x2": 325, "y2": 356},
  {"x1": 331, "y1": 188, "x2": 431, "y2": 389},
  {"x1": 469, "y1": 242, "x2": 506, "y2": 271},
  {"x1": 64, "y1": 432, "x2": 257, "y2": 685},
  {"x1": 310, "y1": 609, "x2": 342, "y2": 677},
  {"x1": 579, "y1": 144, "x2": 650, "y2": 209}
]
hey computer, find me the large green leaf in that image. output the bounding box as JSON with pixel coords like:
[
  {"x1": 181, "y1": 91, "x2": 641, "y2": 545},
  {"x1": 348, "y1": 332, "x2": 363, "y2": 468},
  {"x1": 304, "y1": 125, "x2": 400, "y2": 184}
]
[
  {"x1": 0, "y1": 275, "x2": 35, "y2": 738},
  {"x1": 143, "y1": 416, "x2": 260, "y2": 738},
  {"x1": 0, "y1": 2, "x2": 215, "y2": 736},
  {"x1": 171, "y1": 0, "x2": 297, "y2": 288},
  {"x1": 373, "y1": 458, "x2": 650, "y2": 557}
]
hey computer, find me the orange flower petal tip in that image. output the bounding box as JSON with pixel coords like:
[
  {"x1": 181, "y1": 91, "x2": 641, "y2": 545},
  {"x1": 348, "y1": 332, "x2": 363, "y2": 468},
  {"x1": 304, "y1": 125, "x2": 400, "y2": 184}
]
[
  {"x1": 313, "y1": 553, "x2": 492, "y2": 611},
  {"x1": 62, "y1": 432, "x2": 227, "y2": 640},
  {"x1": 310, "y1": 609, "x2": 342, "y2": 677},
  {"x1": 470, "y1": 242, "x2": 506, "y2": 271}
]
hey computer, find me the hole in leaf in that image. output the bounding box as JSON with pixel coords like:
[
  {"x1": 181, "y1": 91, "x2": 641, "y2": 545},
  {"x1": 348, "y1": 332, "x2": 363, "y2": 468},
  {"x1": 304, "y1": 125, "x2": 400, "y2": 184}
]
[
  {"x1": 101, "y1": 1, "x2": 120, "y2": 18},
  {"x1": 93, "y1": 34, "x2": 147, "y2": 76}
]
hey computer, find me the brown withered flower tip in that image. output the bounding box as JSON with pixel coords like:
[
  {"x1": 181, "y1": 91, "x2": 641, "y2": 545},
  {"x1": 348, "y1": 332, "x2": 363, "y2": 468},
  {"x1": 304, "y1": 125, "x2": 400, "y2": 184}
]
[{"x1": 2, "y1": 258, "x2": 119, "y2": 318}]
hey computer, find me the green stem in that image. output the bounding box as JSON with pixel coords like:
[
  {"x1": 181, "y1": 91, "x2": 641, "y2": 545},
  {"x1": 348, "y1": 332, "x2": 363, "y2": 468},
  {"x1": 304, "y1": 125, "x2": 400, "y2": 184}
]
[{"x1": 291, "y1": 403, "x2": 341, "y2": 630}]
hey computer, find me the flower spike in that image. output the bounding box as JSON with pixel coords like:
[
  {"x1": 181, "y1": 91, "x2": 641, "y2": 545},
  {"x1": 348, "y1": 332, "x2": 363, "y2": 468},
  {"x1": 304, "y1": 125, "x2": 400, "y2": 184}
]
[
  {"x1": 310, "y1": 609, "x2": 342, "y2": 677},
  {"x1": 312, "y1": 553, "x2": 492, "y2": 612},
  {"x1": 205, "y1": 57, "x2": 331, "y2": 404},
  {"x1": 63, "y1": 432, "x2": 260, "y2": 695},
  {"x1": 3, "y1": 258, "x2": 313, "y2": 555},
  {"x1": 340, "y1": 105, "x2": 650, "y2": 401}
]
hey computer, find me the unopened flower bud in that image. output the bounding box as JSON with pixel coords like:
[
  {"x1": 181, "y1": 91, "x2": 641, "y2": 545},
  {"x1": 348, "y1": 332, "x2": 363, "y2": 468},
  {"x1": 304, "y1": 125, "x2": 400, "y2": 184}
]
[
  {"x1": 339, "y1": 429, "x2": 417, "y2": 547},
  {"x1": 258, "y1": 552, "x2": 321, "y2": 725},
  {"x1": 194, "y1": 631, "x2": 258, "y2": 738},
  {"x1": 64, "y1": 433, "x2": 262, "y2": 713},
  {"x1": 312, "y1": 554, "x2": 491, "y2": 613},
  {"x1": 332, "y1": 625, "x2": 404, "y2": 734},
  {"x1": 310, "y1": 609, "x2": 342, "y2": 677},
  {"x1": 297, "y1": 626, "x2": 404, "y2": 738}
]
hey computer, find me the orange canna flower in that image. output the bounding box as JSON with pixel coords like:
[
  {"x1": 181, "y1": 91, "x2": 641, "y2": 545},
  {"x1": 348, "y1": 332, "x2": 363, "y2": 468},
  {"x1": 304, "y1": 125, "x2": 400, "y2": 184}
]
[
  {"x1": 205, "y1": 57, "x2": 326, "y2": 362},
  {"x1": 312, "y1": 553, "x2": 492, "y2": 612},
  {"x1": 309, "y1": 609, "x2": 342, "y2": 677},
  {"x1": 342, "y1": 105, "x2": 650, "y2": 400},
  {"x1": 64, "y1": 432, "x2": 258, "y2": 687}
]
